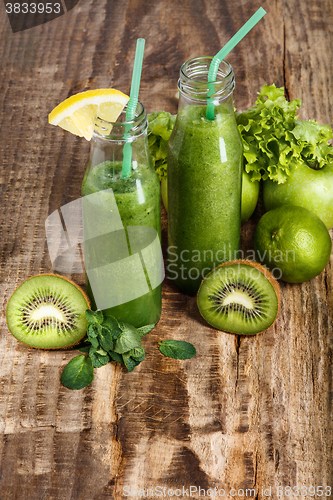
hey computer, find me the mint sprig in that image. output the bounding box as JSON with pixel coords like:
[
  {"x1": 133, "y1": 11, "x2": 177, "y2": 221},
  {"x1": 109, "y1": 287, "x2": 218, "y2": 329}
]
[
  {"x1": 61, "y1": 310, "x2": 152, "y2": 390},
  {"x1": 61, "y1": 311, "x2": 198, "y2": 390}
]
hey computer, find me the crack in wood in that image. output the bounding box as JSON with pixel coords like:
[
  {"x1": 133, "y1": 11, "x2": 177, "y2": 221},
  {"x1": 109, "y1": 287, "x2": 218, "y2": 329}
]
[
  {"x1": 275, "y1": 448, "x2": 280, "y2": 472},
  {"x1": 324, "y1": 273, "x2": 329, "y2": 296},
  {"x1": 282, "y1": 21, "x2": 290, "y2": 101},
  {"x1": 254, "y1": 450, "x2": 258, "y2": 488},
  {"x1": 311, "y1": 356, "x2": 316, "y2": 397},
  {"x1": 234, "y1": 334, "x2": 241, "y2": 393}
]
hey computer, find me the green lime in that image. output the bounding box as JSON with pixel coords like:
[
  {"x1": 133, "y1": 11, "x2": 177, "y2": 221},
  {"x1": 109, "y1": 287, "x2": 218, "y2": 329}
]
[{"x1": 254, "y1": 205, "x2": 332, "y2": 283}]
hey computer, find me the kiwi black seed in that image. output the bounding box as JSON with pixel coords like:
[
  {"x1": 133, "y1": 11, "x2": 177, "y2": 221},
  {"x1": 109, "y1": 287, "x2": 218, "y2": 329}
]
[
  {"x1": 197, "y1": 260, "x2": 280, "y2": 335},
  {"x1": 6, "y1": 274, "x2": 90, "y2": 349}
]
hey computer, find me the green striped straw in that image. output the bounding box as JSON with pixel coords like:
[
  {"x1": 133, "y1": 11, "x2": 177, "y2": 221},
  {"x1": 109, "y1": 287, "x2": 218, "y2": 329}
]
[
  {"x1": 122, "y1": 38, "x2": 145, "y2": 178},
  {"x1": 206, "y1": 7, "x2": 266, "y2": 120}
]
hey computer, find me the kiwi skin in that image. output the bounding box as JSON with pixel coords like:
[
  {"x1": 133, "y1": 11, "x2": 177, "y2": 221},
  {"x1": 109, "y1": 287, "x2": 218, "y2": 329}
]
[
  {"x1": 6, "y1": 274, "x2": 90, "y2": 350},
  {"x1": 197, "y1": 259, "x2": 281, "y2": 335}
]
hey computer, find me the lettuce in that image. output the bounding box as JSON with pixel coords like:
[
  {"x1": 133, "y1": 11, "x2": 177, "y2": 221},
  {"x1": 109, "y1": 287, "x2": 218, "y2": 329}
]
[
  {"x1": 147, "y1": 111, "x2": 176, "y2": 181},
  {"x1": 236, "y1": 84, "x2": 333, "y2": 183}
]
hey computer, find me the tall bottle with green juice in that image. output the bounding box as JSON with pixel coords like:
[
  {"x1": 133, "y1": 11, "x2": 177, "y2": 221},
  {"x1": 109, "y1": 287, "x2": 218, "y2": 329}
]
[
  {"x1": 82, "y1": 101, "x2": 163, "y2": 327},
  {"x1": 167, "y1": 57, "x2": 243, "y2": 295}
]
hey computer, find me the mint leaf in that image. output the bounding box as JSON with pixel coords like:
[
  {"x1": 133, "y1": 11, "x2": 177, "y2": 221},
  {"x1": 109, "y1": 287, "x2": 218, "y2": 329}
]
[
  {"x1": 122, "y1": 353, "x2": 140, "y2": 372},
  {"x1": 122, "y1": 347, "x2": 145, "y2": 372},
  {"x1": 98, "y1": 326, "x2": 114, "y2": 352},
  {"x1": 87, "y1": 325, "x2": 99, "y2": 348},
  {"x1": 158, "y1": 340, "x2": 196, "y2": 360},
  {"x1": 85, "y1": 309, "x2": 104, "y2": 325},
  {"x1": 89, "y1": 347, "x2": 110, "y2": 368},
  {"x1": 78, "y1": 343, "x2": 91, "y2": 353},
  {"x1": 109, "y1": 351, "x2": 124, "y2": 365},
  {"x1": 87, "y1": 324, "x2": 98, "y2": 338},
  {"x1": 102, "y1": 315, "x2": 122, "y2": 338},
  {"x1": 61, "y1": 355, "x2": 94, "y2": 390},
  {"x1": 114, "y1": 322, "x2": 142, "y2": 354},
  {"x1": 137, "y1": 323, "x2": 156, "y2": 338},
  {"x1": 129, "y1": 346, "x2": 145, "y2": 362}
]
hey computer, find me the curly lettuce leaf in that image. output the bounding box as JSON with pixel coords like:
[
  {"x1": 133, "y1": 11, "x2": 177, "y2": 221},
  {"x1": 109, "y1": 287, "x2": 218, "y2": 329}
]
[
  {"x1": 290, "y1": 120, "x2": 333, "y2": 169},
  {"x1": 147, "y1": 111, "x2": 176, "y2": 181},
  {"x1": 236, "y1": 84, "x2": 333, "y2": 183}
]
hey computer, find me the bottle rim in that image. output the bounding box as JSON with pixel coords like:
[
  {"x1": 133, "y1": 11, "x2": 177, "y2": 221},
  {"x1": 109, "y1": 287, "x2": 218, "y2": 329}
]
[
  {"x1": 93, "y1": 100, "x2": 147, "y2": 141},
  {"x1": 178, "y1": 56, "x2": 235, "y2": 102}
]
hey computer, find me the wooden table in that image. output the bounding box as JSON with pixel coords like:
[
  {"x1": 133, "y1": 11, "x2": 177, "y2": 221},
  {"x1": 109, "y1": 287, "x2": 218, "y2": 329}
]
[{"x1": 1, "y1": 0, "x2": 332, "y2": 498}]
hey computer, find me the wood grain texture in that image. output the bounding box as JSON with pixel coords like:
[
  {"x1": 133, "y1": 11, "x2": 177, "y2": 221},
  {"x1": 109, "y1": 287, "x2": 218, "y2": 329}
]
[{"x1": 0, "y1": 0, "x2": 333, "y2": 498}]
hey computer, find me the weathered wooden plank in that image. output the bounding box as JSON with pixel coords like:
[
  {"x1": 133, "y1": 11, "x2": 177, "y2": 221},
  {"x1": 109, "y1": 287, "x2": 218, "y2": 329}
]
[{"x1": 0, "y1": 0, "x2": 332, "y2": 498}]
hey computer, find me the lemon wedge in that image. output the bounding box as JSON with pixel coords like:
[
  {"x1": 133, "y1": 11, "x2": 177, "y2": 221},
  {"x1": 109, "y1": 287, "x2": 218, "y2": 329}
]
[{"x1": 49, "y1": 89, "x2": 129, "y2": 140}]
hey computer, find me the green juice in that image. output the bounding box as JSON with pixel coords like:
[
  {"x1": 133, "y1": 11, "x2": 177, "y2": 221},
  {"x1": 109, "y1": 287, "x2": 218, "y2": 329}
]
[
  {"x1": 82, "y1": 160, "x2": 162, "y2": 327},
  {"x1": 167, "y1": 104, "x2": 243, "y2": 294}
]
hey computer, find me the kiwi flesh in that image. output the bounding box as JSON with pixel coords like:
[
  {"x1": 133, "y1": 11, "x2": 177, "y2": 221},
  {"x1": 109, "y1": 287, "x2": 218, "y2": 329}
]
[
  {"x1": 197, "y1": 260, "x2": 280, "y2": 335},
  {"x1": 6, "y1": 274, "x2": 90, "y2": 349}
]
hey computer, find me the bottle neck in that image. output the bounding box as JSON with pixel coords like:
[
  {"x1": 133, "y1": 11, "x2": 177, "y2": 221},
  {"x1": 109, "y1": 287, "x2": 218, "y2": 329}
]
[
  {"x1": 177, "y1": 56, "x2": 235, "y2": 109},
  {"x1": 88, "y1": 101, "x2": 151, "y2": 171},
  {"x1": 92, "y1": 100, "x2": 148, "y2": 145}
]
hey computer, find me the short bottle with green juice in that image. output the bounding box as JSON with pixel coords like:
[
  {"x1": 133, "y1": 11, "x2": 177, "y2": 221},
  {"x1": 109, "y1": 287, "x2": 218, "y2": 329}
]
[
  {"x1": 167, "y1": 57, "x2": 243, "y2": 294},
  {"x1": 82, "y1": 101, "x2": 163, "y2": 327}
]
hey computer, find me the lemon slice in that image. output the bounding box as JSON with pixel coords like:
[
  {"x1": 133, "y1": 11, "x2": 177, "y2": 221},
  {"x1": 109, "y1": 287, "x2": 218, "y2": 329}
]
[{"x1": 49, "y1": 89, "x2": 129, "y2": 140}]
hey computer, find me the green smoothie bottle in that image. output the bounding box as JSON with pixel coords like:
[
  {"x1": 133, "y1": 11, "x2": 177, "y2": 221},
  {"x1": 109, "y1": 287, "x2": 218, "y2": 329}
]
[
  {"x1": 167, "y1": 57, "x2": 243, "y2": 295},
  {"x1": 82, "y1": 101, "x2": 163, "y2": 327}
]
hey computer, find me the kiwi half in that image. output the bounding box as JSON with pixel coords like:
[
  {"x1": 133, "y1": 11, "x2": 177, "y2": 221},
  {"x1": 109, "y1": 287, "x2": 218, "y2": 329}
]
[
  {"x1": 6, "y1": 274, "x2": 90, "y2": 349},
  {"x1": 197, "y1": 260, "x2": 280, "y2": 335}
]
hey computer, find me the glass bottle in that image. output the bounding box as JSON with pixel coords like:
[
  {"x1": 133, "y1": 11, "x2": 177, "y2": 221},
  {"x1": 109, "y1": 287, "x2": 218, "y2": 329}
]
[
  {"x1": 167, "y1": 57, "x2": 243, "y2": 295},
  {"x1": 81, "y1": 101, "x2": 163, "y2": 327}
]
